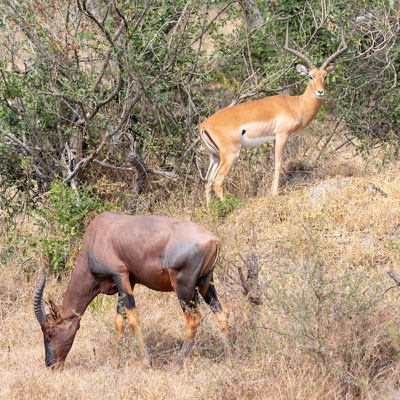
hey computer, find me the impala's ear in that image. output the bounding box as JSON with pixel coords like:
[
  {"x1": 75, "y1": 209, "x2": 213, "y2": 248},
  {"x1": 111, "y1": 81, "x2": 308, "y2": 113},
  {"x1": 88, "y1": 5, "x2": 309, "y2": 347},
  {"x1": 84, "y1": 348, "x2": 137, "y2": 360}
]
[
  {"x1": 296, "y1": 64, "x2": 308, "y2": 76},
  {"x1": 326, "y1": 64, "x2": 335, "y2": 74}
]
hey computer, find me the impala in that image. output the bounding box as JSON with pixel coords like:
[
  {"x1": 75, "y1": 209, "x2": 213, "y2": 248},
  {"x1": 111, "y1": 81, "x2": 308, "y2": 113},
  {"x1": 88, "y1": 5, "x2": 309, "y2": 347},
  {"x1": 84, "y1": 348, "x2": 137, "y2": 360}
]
[
  {"x1": 200, "y1": 20, "x2": 347, "y2": 204},
  {"x1": 34, "y1": 212, "x2": 228, "y2": 368}
]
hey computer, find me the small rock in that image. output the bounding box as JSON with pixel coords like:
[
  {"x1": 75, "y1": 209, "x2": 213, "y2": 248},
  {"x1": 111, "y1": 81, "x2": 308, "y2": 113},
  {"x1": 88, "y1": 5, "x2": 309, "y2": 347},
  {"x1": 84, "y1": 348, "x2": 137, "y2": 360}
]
[
  {"x1": 359, "y1": 235, "x2": 376, "y2": 249},
  {"x1": 310, "y1": 179, "x2": 350, "y2": 201},
  {"x1": 365, "y1": 183, "x2": 387, "y2": 198}
]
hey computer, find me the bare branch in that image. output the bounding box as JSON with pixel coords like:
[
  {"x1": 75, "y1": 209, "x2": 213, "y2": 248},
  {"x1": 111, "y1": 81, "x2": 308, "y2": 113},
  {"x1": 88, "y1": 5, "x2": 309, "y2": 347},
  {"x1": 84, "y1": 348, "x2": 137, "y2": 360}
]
[
  {"x1": 237, "y1": 252, "x2": 263, "y2": 306},
  {"x1": 93, "y1": 159, "x2": 176, "y2": 181},
  {"x1": 172, "y1": 138, "x2": 200, "y2": 175},
  {"x1": 388, "y1": 267, "x2": 400, "y2": 285},
  {"x1": 382, "y1": 268, "x2": 400, "y2": 296}
]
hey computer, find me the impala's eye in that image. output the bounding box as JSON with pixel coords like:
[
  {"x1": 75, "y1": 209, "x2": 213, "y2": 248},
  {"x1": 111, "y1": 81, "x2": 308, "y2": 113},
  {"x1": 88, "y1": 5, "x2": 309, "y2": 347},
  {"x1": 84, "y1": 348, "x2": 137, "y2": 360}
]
[
  {"x1": 309, "y1": 75, "x2": 314, "y2": 80},
  {"x1": 323, "y1": 75, "x2": 327, "y2": 81}
]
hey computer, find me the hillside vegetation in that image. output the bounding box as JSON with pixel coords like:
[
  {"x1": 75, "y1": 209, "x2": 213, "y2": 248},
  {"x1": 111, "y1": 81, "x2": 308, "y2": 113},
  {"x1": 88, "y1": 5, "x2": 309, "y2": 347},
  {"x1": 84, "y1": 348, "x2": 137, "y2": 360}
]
[
  {"x1": 1, "y1": 1, "x2": 400, "y2": 399},
  {"x1": 3, "y1": 144, "x2": 400, "y2": 399}
]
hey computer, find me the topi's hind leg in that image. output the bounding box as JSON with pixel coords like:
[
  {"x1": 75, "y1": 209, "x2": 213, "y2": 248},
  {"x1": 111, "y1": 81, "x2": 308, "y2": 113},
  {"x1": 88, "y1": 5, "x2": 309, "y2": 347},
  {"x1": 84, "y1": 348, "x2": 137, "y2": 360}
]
[
  {"x1": 173, "y1": 282, "x2": 202, "y2": 366},
  {"x1": 201, "y1": 279, "x2": 229, "y2": 338},
  {"x1": 181, "y1": 302, "x2": 202, "y2": 363},
  {"x1": 200, "y1": 278, "x2": 230, "y2": 358}
]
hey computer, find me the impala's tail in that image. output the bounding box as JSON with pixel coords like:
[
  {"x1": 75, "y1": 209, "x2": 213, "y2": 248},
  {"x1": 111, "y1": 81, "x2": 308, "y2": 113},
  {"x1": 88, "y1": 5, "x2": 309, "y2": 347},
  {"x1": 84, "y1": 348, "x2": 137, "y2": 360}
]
[{"x1": 200, "y1": 129, "x2": 219, "y2": 155}]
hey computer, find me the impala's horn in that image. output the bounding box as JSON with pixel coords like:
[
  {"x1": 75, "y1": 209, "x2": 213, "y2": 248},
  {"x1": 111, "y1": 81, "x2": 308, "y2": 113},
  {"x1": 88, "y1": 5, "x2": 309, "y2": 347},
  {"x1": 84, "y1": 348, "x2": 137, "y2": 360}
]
[
  {"x1": 320, "y1": 17, "x2": 348, "y2": 69},
  {"x1": 283, "y1": 20, "x2": 315, "y2": 69},
  {"x1": 34, "y1": 269, "x2": 48, "y2": 324}
]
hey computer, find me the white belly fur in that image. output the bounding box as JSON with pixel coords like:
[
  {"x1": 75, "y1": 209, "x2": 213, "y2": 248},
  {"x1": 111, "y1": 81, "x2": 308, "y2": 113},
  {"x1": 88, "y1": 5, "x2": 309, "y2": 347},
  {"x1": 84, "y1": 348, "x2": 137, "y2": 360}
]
[
  {"x1": 241, "y1": 134, "x2": 275, "y2": 148},
  {"x1": 240, "y1": 121, "x2": 276, "y2": 148}
]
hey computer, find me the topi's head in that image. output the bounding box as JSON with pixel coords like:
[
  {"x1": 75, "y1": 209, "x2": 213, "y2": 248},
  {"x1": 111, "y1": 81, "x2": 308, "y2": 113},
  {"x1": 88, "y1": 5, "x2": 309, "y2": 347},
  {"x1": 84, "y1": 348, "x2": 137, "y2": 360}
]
[{"x1": 34, "y1": 270, "x2": 79, "y2": 368}]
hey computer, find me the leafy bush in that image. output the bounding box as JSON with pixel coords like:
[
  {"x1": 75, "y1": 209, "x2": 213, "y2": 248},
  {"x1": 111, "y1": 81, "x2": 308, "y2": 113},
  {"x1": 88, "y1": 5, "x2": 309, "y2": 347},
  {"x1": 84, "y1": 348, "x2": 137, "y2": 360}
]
[
  {"x1": 210, "y1": 195, "x2": 240, "y2": 218},
  {"x1": 29, "y1": 181, "x2": 111, "y2": 275}
]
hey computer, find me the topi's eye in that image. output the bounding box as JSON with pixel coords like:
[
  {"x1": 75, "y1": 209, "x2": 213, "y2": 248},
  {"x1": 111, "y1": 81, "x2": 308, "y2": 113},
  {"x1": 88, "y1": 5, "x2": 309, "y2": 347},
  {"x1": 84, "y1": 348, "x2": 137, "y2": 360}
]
[{"x1": 45, "y1": 329, "x2": 51, "y2": 335}]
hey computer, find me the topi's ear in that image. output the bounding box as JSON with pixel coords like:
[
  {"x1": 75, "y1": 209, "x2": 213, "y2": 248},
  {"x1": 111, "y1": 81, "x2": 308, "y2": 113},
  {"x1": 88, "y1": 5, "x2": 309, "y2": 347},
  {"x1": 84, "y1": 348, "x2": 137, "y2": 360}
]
[
  {"x1": 48, "y1": 298, "x2": 62, "y2": 322},
  {"x1": 296, "y1": 64, "x2": 308, "y2": 76},
  {"x1": 326, "y1": 64, "x2": 335, "y2": 74}
]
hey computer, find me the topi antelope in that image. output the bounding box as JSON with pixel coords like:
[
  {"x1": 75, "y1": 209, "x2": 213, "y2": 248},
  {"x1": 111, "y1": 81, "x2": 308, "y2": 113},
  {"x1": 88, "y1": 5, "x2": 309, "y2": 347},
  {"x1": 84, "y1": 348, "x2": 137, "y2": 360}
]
[
  {"x1": 34, "y1": 212, "x2": 229, "y2": 368},
  {"x1": 200, "y1": 19, "x2": 348, "y2": 204}
]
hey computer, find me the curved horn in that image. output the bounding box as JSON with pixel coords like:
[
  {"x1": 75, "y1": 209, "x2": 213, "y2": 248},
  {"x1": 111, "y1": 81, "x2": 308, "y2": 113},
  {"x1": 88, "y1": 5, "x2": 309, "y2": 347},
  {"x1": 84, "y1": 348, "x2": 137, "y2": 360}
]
[
  {"x1": 320, "y1": 17, "x2": 348, "y2": 70},
  {"x1": 283, "y1": 20, "x2": 315, "y2": 69},
  {"x1": 34, "y1": 269, "x2": 48, "y2": 324}
]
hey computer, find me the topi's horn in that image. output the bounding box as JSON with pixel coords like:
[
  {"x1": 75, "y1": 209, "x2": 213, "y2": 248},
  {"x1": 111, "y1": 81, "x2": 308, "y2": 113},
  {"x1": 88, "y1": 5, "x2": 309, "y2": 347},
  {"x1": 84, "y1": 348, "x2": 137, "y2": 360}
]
[{"x1": 34, "y1": 269, "x2": 48, "y2": 324}]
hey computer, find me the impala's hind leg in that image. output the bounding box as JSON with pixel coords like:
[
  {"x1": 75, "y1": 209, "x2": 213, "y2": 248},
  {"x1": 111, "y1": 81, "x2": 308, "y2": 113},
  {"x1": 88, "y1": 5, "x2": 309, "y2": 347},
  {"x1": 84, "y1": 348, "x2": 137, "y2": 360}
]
[
  {"x1": 205, "y1": 154, "x2": 220, "y2": 205},
  {"x1": 212, "y1": 151, "x2": 239, "y2": 201}
]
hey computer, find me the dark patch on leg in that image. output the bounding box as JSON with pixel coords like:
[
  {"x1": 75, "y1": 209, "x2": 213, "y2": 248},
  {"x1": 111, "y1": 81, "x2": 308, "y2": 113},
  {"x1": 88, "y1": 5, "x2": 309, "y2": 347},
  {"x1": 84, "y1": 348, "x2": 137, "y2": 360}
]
[
  {"x1": 202, "y1": 280, "x2": 230, "y2": 355},
  {"x1": 112, "y1": 276, "x2": 151, "y2": 367},
  {"x1": 177, "y1": 288, "x2": 197, "y2": 313},
  {"x1": 161, "y1": 241, "x2": 205, "y2": 271},
  {"x1": 88, "y1": 253, "x2": 115, "y2": 278},
  {"x1": 161, "y1": 241, "x2": 206, "y2": 299},
  {"x1": 202, "y1": 280, "x2": 223, "y2": 313},
  {"x1": 113, "y1": 278, "x2": 136, "y2": 310},
  {"x1": 117, "y1": 293, "x2": 126, "y2": 319},
  {"x1": 196, "y1": 268, "x2": 214, "y2": 294}
]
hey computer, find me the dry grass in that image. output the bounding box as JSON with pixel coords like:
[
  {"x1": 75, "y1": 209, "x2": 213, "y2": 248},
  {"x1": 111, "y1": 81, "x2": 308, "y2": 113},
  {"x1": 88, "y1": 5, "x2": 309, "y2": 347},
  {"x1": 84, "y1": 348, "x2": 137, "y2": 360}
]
[{"x1": 3, "y1": 138, "x2": 400, "y2": 399}]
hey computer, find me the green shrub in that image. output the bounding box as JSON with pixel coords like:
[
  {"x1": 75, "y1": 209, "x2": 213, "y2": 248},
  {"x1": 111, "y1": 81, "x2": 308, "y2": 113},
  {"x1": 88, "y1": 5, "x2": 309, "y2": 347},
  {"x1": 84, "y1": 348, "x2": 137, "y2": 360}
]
[
  {"x1": 30, "y1": 180, "x2": 112, "y2": 275},
  {"x1": 209, "y1": 195, "x2": 240, "y2": 218}
]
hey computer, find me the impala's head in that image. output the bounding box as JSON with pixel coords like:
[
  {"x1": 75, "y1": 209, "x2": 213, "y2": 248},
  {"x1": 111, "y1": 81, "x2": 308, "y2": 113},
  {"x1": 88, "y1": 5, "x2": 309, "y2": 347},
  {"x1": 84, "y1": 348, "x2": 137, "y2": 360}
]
[
  {"x1": 283, "y1": 18, "x2": 347, "y2": 99},
  {"x1": 296, "y1": 65, "x2": 335, "y2": 98},
  {"x1": 34, "y1": 270, "x2": 79, "y2": 368}
]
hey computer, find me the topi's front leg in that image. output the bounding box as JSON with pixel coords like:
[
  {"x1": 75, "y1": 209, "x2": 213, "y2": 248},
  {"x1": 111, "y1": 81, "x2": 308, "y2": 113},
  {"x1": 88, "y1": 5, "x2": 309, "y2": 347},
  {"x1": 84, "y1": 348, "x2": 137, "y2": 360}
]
[{"x1": 114, "y1": 275, "x2": 152, "y2": 368}]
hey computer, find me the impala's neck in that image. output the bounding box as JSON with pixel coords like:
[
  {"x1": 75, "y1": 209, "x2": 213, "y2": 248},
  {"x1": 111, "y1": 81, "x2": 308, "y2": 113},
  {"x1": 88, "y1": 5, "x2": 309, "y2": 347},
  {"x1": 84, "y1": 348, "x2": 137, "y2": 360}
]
[
  {"x1": 60, "y1": 266, "x2": 100, "y2": 320},
  {"x1": 298, "y1": 82, "x2": 323, "y2": 128}
]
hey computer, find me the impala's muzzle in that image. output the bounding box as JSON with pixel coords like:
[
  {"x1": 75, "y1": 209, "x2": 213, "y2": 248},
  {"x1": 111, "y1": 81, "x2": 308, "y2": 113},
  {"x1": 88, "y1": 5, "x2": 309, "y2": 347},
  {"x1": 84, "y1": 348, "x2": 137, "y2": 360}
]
[{"x1": 315, "y1": 89, "x2": 324, "y2": 98}]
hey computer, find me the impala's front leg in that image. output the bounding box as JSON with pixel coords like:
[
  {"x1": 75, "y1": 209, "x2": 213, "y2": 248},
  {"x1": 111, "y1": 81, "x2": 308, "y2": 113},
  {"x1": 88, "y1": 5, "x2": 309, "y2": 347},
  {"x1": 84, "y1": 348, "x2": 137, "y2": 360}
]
[{"x1": 272, "y1": 135, "x2": 288, "y2": 196}]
